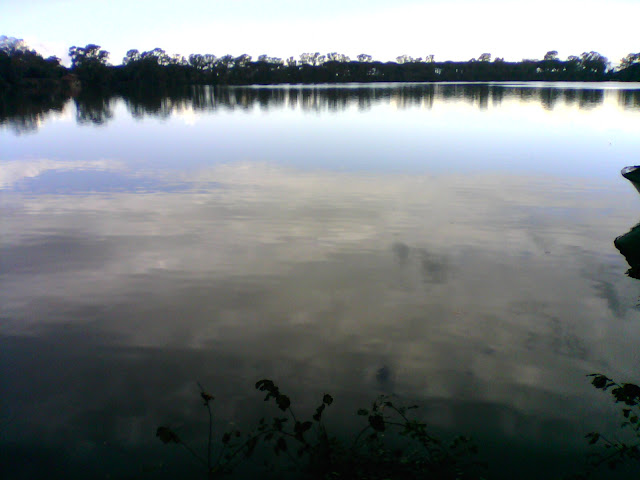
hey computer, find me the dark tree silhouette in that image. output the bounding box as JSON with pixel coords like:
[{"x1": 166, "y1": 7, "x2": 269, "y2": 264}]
[
  {"x1": 615, "y1": 53, "x2": 640, "y2": 81},
  {"x1": 3, "y1": 39, "x2": 640, "y2": 93},
  {"x1": 0, "y1": 36, "x2": 66, "y2": 91},
  {"x1": 68, "y1": 44, "x2": 111, "y2": 87}
]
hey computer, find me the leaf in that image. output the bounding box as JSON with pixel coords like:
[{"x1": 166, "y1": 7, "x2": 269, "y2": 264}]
[
  {"x1": 620, "y1": 383, "x2": 640, "y2": 405},
  {"x1": 369, "y1": 414, "x2": 385, "y2": 432},
  {"x1": 357, "y1": 408, "x2": 369, "y2": 416},
  {"x1": 586, "y1": 432, "x2": 600, "y2": 445},
  {"x1": 200, "y1": 391, "x2": 214, "y2": 403},
  {"x1": 256, "y1": 379, "x2": 280, "y2": 400},
  {"x1": 221, "y1": 432, "x2": 231, "y2": 444},
  {"x1": 590, "y1": 375, "x2": 609, "y2": 390},
  {"x1": 276, "y1": 394, "x2": 291, "y2": 411},
  {"x1": 156, "y1": 426, "x2": 180, "y2": 444},
  {"x1": 623, "y1": 409, "x2": 631, "y2": 418},
  {"x1": 256, "y1": 378, "x2": 279, "y2": 400},
  {"x1": 255, "y1": 379, "x2": 274, "y2": 391},
  {"x1": 323, "y1": 394, "x2": 333, "y2": 405}
]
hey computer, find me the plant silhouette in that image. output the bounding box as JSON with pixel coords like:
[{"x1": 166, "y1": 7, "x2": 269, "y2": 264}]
[
  {"x1": 566, "y1": 374, "x2": 640, "y2": 480},
  {"x1": 157, "y1": 379, "x2": 486, "y2": 479}
]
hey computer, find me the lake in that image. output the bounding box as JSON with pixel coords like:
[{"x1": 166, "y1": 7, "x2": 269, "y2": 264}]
[{"x1": 2, "y1": 82, "x2": 640, "y2": 479}]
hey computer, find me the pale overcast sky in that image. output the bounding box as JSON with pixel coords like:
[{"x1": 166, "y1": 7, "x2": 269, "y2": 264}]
[{"x1": 1, "y1": 0, "x2": 638, "y2": 65}]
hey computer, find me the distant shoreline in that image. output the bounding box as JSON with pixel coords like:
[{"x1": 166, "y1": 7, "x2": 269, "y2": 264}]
[
  {"x1": 2, "y1": 42, "x2": 639, "y2": 95},
  {"x1": 4, "y1": 77, "x2": 640, "y2": 98}
]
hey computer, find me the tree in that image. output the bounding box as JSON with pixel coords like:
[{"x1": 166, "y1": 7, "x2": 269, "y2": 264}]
[
  {"x1": 234, "y1": 54, "x2": 252, "y2": 67},
  {"x1": 579, "y1": 51, "x2": 608, "y2": 76},
  {"x1": 478, "y1": 53, "x2": 491, "y2": 62},
  {"x1": 299, "y1": 52, "x2": 324, "y2": 66},
  {"x1": 189, "y1": 53, "x2": 206, "y2": 70},
  {"x1": 257, "y1": 55, "x2": 283, "y2": 65},
  {"x1": 123, "y1": 49, "x2": 141, "y2": 65},
  {"x1": 0, "y1": 37, "x2": 66, "y2": 89},
  {"x1": 120, "y1": 47, "x2": 190, "y2": 87},
  {"x1": 218, "y1": 55, "x2": 234, "y2": 68},
  {"x1": 0, "y1": 35, "x2": 32, "y2": 55},
  {"x1": 170, "y1": 54, "x2": 186, "y2": 66},
  {"x1": 141, "y1": 48, "x2": 170, "y2": 66},
  {"x1": 68, "y1": 44, "x2": 109, "y2": 69},
  {"x1": 326, "y1": 52, "x2": 350, "y2": 63},
  {"x1": 620, "y1": 53, "x2": 640, "y2": 69},
  {"x1": 68, "y1": 44, "x2": 110, "y2": 86},
  {"x1": 202, "y1": 54, "x2": 217, "y2": 70},
  {"x1": 357, "y1": 54, "x2": 373, "y2": 63},
  {"x1": 396, "y1": 54, "x2": 413, "y2": 64},
  {"x1": 540, "y1": 51, "x2": 561, "y2": 77},
  {"x1": 617, "y1": 53, "x2": 640, "y2": 81}
]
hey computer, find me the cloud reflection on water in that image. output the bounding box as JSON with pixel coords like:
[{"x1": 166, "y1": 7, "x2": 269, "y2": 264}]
[
  {"x1": 2, "y1": 165, "x2": 638, "y2": 419},
  {"x1": 2, "y1": 83, "x2": 640, "y2": 478}
]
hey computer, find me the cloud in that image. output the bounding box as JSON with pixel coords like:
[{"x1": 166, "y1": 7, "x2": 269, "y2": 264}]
[{"x1": 0, "y1": 159, "x2": 124, "y2": 189}]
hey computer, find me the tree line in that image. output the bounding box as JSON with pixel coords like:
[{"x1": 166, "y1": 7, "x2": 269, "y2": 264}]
[{"x1": 1, "y1": 36, "x2": 639, "y2": 93}]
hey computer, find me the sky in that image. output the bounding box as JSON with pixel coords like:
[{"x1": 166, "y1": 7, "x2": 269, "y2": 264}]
[{"x1": 1, "y1": 0, "x2": 638, "y2": 66}]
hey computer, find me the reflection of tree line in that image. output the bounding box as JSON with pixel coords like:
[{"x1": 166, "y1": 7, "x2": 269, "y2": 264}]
[
  {"x1": 0, "y1": 90, "x2": 67, "y2": 134},
  {"x1": 124, "y1": 85, "x2": 640, "y2": 115},
  {"x1": 74, "y1": 93, "x2": 114, "y2": 125},
  {"x1": 105, "y1": 84, "x2": 639, "y2": 116},
  {"x1": 618, "y1": 90, "x2": 640, "y2": 111},
  {"x1": 2, "y1": 85, "x2": 640, "y2": 131}
]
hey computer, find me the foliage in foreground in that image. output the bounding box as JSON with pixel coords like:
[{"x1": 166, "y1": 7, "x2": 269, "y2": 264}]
[
  {"x1": 569, "y1": 374, "x2": 640, "y2": 479},
  {"x1": 158, "y1": 374, "x2": 640, "y2": 479},
  {"x1": 157, "y1": 379, "x2": 486, "y2": 479}
]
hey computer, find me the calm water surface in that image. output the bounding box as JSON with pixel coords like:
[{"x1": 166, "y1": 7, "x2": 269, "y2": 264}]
[{"x1": 2, "y1": 83, "x2": 640, "y2": 479}]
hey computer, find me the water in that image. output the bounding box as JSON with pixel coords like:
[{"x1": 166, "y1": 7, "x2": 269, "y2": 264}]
[{"x1": 1, "y1": 83, "x2": 640, "y2": 479}]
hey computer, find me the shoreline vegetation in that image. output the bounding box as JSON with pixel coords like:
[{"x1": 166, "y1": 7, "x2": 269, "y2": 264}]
[
  {"x1": 156, "y1": 375, "x2": 640, "y2": 479},
  {"x1": 1, "y1": 36, "x2": 640, "y2": 97}
]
